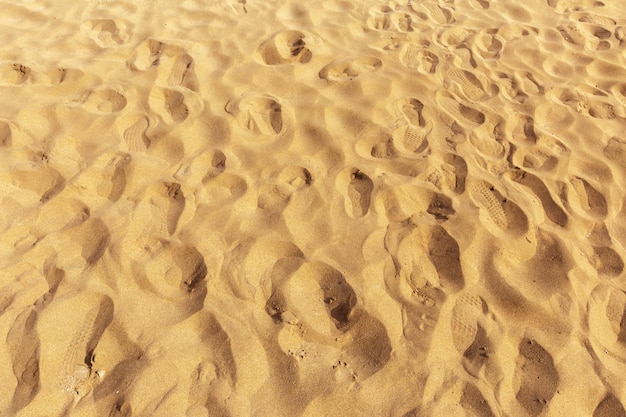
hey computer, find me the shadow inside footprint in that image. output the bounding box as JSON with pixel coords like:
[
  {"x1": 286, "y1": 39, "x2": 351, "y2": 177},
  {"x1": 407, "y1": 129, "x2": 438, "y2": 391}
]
[
  {"x1": 591, "y1": 246, "x2": 624, "y2": 277},
  {"x1": 384, "y1": 220, "x2": 464, "y2": 294},
  {"x1": 83, "y1": 19, "x2": 127, "y2": 47},
  {"x1": 461, "y1": 383, "x2": 496, "y2": 417},
  {"x1": 267, "y1": 259, "x2": 392, "y2": 380},
  {"x1": 347, "y1": 169, "x2": 373, "y2": 218},
  {"x1": 319, "y1": 57, "x2": 382, "y2": 82},
  {"x1": 0, "y1": 120, "x2": 12, "y2": 146},
  {"x1": 594, "y1": 393, "x2": 626, "y2": 417},
  {"x1": 139, "y1": 242, "x2": 208, "y2": 320},
  {"x1": 507, "y1": 169, "x2": 568, "y2": 227},
  {"x1": 225, "y1": 93, "x2": 283, "y2": 138},
  {"x1": 7, "y1": 309, "x2": 40, "y2": 412},
  {"x1": 341, "y1": 311, "x2": 392, "y2": 379},
  {"x1": 514, "y1": 339, "x2": 559, "y2": 417},
  {"x1": 257, "y1": 30, "x2": 312, "y2": 65},
  {"x1": 80, "y1": 88, "x2": 127, "y2": 113}
]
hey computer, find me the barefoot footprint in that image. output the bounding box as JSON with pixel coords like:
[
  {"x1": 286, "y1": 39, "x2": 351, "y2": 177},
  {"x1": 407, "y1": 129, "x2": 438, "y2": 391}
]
[{"x1": 336, "y1": 168, "x2": 373, "y2": 218}]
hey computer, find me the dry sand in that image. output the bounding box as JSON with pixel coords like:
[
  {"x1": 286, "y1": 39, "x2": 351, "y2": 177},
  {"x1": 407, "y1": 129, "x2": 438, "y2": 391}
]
[{"x1": 1, "y1": 0, "x2": 626, "y2": 416}]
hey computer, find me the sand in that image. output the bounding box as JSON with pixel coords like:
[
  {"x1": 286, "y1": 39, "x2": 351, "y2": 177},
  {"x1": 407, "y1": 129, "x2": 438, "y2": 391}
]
[{"x1": 0, "y1": 0, "x2": 626, "y2": 416}]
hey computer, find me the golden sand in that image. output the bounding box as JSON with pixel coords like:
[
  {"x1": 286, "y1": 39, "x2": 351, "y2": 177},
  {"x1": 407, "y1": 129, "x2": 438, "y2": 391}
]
[{"x1": 1, "y1": 0, "x2": 626, "y2": 416}]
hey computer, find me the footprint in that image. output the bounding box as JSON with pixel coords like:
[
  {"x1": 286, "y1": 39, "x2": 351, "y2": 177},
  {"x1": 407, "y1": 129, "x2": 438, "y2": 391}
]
[
  {"x1": 366, "y1": 5, "x2": 393, "y2": 31},
  {"x1": 516, "y1": 136, "x2": 571, "y2": 173},
  {"x1": 400, "y1": 44, "x2": 439, "y2": 73},
  {"x1": 444, "y1": 155, "x2": 467, "y2": 195},
  {"x1": 385, "y1": 221, "x2": 464, "y2": 294},
  {"x1": 392, "y1": 124, "x2": 429, "y2": 155},
  {"x1": 98, "y1": 153, "x2": 131, "y2": 202},
  {"x1": 128, "y1": 243, "x2": 209, "y2": 328},
  {"x1": 446, "y1": 67, "x2": 491, "y2": 101},
  {"x1": 469, "y1": 180, "x2": 528, "y2": 237},
  {"x1": 516, "y1": 147, "x2": 558, "y2": 173},
  {"x1": 268, "y1": 260, "x2": 391, "y2": 379},
  {"x1": 7, "y1": 308, "x2": 40, "y2": 412},
  {"x1": 558, "y1": 23, "x2": 588, "y2": 46},
  {"x1": 417, "y1": 1, "x2": 453, "y2": 24},
  {"x1": 12, "y1": 166, "x2": 65, "y2": 203},
  {"x1": 78, "y1": 88, "x2": 127, "y2": 113},
  {"x1": 142, "y1": 242, "x2": 208, "y2": 306},
  {"x1": 474, "y1": 29, "x2": 502, "y2": 60},
  {"x1": 396, "y1": 97, "x2": 426, "y2": 127},
  {"x1": 425, "y1": 225, "x2": 465, "y2": 293},
  {"x1": 356, "y1": 126, "x2": 397, "y2": 159},
  {"x1": 436, "y1": 90, "x2": 485, "y2": 129},
  {"x1": 469, "y1": 0, "x2": 490, "y2": 9},
  {"x1": 0, "y1": 63, "x2": 31, "y2": 85},
  {"x1": 498, "y1": 229, "x2": 572, "y2": 302},
  {"x1": 558, "y1": 22, "x2": 612, "y2": 50},
  {"x1": 437, "y1": 26, "x2": 474, "y2": 48},
  {"x1": 59, "y1": 295, "x2": 114, "y2": 399},
  {"x1": 319, "y1": 56, "x2": 382, "y2": 82},
  {"x1": 506, "y1": 113, "x2": 537, "y2": 144},
  {"x1": 451, "y1": 294, "x2": 486, "y2": 353},
  {"x1": 426, "y1": 193, "x2": 456, "y2": 222},
  {"x1": 336, "y1": 168, "x2": 373, "y2": 218},
  {"x1": 225, "y1": 93, "x2": 283, "y2": 139},
  {"x1": 461, "y1": 383, "x2": 496, "y2": 417},
  {"x1": 222, "y1": 0, "x2": 247, "y2": 14},
  {"x1": 450, "y1": 294, "x2": 500, "y2": 381},
  {"x1": 122, "y1": 115, "x2": 151, "y2": 152},
  {"x1": 383, "y1": 224, "x2": 454, "y2": 357},
  {"x1": 61, "y1": 218, "x2": 111, "y2": 265},
  {"x1": 0, "y1": 120, "x2": 12, "y2": 146},
  {"x1": 256, "y1": 30, "x2": 312, "y2": 65},
  {"x1": 28, "y1": 67, "x2": 82, "y2": 85},
  {"x1": 515, "y1": 72, "x2": 544, "y2": 96},
  {"x1": 498, "y1": 72, "x2": 529, "y2": 103},
  {"x1": 267, "y1": 260, "x2": 357, "y2": 335},
  {"x1": 200, "y1": 172, "x2": 247, "y2": 207},
  {"x1": 258, "y1": 166, "x2": 312, "y2": 211},
  {"x1": 611, "y1": 83, "x2": 626, "y2": 108},
  {"x1": 589, "y1": 246, "x2": 624, "y2": 277},
  {"x1": 506, "y1": 169, "x2": 568, "y2": 227},
  {"x1": 366, "y1": 5, "x2": 413, "y2": 32},
  {"x1": 513, "y1": 339, "x2": 559, "y2": 417},
  {"x1": 174, "y1": 149, "x2": 227, "y2": 184},
  {"x1": 587, "y1": 101, "x2": 618, "y2": 119},
  {"x1": 149, "y1": 88, "x2": 190, "y2": 124},
  {"x1": 135, "y1": 182, "x2": 185, "y2": 237},
  {"x1": 547, "y1": 0, "x2": 606, "y2": 14},
  {"x1": 131, "y1": 38, "x2": 164, "y2": 70},
  {"x1": 258, "y1": 183, "x2": 294, "y2": 212},
  {"x1": 340, "y1": 311, "x2": 392, "y2": 379},
  {"x1": 81, "y1": 19, "x2": 128, "y2": 48},
  {"x1": 164, "y1": 182, "x2": 185, "y2": 235},
  {"x1": 567, "y1": 176, "x2": 607, "y2": 219},
  {"x1": 593, "y1": 393, "x2": 626, "y2": 417},
  {"x1": 572, "y1": 12, "x2": 616, "y2": 26},
  {"x1": 604, "y1": 137, "x2": 626, "y2": 178},
  {"x1": 587, "y1": 285, "x2": 626, "y2": 380},
  {"x1": 158, "y1": 51, "x2": 199, "y2": 91},
  {"x1": 469, "y1": 131, "x2": 508, "y2": 161}
]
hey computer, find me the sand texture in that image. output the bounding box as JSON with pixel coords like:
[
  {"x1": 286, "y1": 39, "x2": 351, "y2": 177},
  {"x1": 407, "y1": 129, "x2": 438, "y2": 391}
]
[{"x1": 1, "y1": 0, "x2": 626, "y2": 416}]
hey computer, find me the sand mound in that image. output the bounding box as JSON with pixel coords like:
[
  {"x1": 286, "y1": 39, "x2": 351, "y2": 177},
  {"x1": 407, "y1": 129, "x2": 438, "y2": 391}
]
[{"x1": 1, "y1": 0, "x2": 626, "y2": 415}]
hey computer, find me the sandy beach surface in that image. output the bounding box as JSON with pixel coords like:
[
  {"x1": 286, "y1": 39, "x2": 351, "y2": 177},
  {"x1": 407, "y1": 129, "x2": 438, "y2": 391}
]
[{"x1": 1, "y1": 0, "x2": 626, "y2": 416}]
